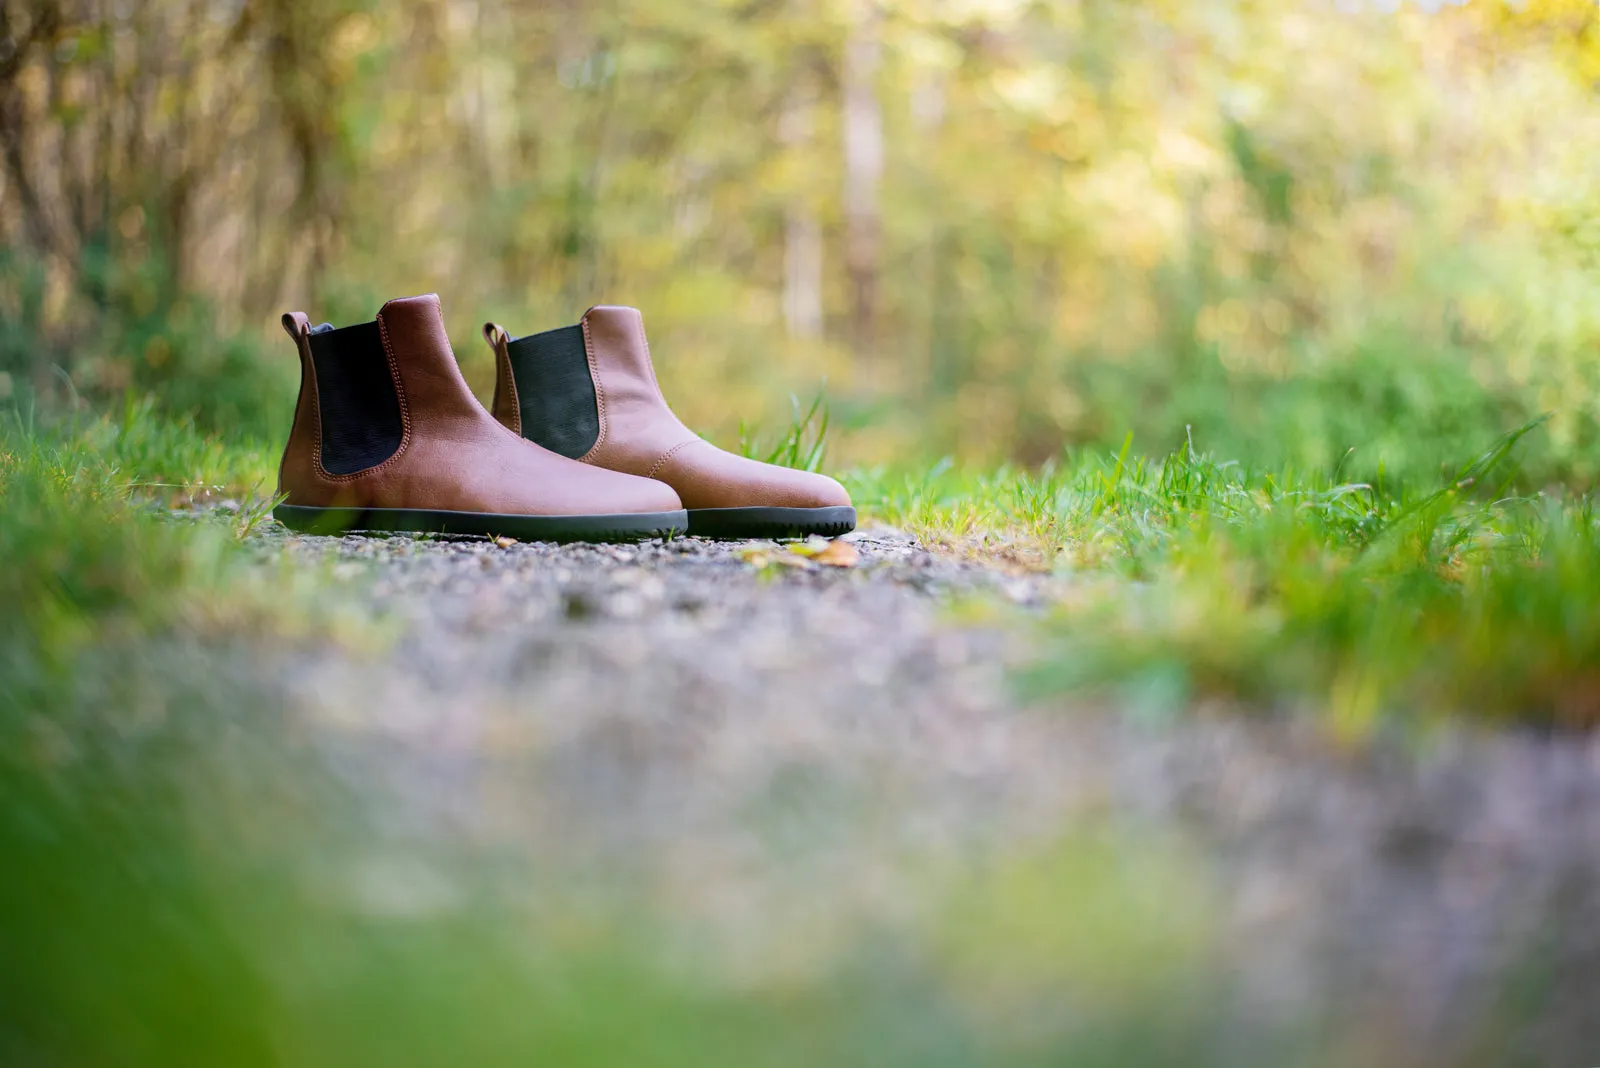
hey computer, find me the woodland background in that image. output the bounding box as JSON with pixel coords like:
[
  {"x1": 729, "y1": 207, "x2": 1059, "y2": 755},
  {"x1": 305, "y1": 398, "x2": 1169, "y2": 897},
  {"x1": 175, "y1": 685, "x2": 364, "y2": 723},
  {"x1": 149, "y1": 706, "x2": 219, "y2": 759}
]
[
  {"x1": 5, "y1": 0, "x2": 1600, "y2": 482},
  {"x1": 9, "y1": 6, "x2": 1600, "y2": 1066}
]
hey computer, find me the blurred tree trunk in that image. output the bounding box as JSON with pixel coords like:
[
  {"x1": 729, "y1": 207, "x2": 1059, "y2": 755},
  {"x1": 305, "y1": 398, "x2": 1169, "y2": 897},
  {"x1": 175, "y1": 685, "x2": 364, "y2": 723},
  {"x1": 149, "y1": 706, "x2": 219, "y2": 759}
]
[
  {"x1": 0, "y1": 1, "x2": 64, "y2": 258},
  {"x1": 0, "y1": 0, "x2": 65, "y2": 398},
  {"x1": 841, "y1": 0, "x2": 881, "y2": 356},
  {"x1": 781, "y1": 83, "x2": 822, "y2": 340},
  {"x1": 261, "y1": 0, "x2": 341, "y2": 306}
]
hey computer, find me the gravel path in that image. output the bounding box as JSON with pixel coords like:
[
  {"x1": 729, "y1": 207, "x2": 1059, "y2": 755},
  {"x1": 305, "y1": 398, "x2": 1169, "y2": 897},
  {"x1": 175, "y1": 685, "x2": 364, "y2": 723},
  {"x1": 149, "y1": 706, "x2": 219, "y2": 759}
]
[{"x1": 238, "y1": 524, "x2": 1600, "y2": 1066}]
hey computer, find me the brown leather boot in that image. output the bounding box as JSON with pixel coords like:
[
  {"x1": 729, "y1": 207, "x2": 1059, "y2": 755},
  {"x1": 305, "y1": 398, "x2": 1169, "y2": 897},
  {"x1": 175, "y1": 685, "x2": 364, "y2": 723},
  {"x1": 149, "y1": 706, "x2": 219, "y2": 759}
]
[
  {"x1": 481, "y1": 305, "x2": 855, "y2": 539},
  {"x1": 273, "y1": 294, "x2": 686, "y2": 541}
]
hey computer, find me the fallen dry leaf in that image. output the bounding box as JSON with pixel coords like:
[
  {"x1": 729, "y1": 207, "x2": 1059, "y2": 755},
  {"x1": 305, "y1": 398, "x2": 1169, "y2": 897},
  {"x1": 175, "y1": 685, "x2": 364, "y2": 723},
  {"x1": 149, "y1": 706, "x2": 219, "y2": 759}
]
[
  {"x1": 738, "y1": 543, "x2": 820, "y2": 570},
  {"x1": 787, "y1": 535, "x2": 833, "y2": 558},
  {"x1": 812, "y1": 539, "x2": 859, "y2": 568},
  {"x1": 738, "y1": 545, "x2": 775, "y2": 567}
]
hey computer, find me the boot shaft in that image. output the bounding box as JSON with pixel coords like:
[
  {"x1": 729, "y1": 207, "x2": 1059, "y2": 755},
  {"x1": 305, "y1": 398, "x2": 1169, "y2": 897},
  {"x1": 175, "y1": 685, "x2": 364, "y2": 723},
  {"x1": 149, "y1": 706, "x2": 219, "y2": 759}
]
[
  {"x1": 487, "y1": 305, "x2": 697, "y2": 478},
  {"x1": 280, "y1": 293, "x2": 498, "y2": 494},
  {"x1": 485, "y1": 322, "x2": 600, "y2": 460},
  {"x1": 485, "y1": 304, "x2": 853, "y2": 528},
  {"x1": 285, "y1": 317, "x2": 404, "y2": 477}
]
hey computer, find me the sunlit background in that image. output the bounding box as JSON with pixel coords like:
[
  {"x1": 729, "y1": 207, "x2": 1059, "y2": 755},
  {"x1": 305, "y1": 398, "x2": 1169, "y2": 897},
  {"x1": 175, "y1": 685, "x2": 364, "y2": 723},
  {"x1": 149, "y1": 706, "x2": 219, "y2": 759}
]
[
  {"x1": 6, "y1": 0, "x2": 1600, "y2": 477},
  {"x1": 5, "y1": 3, "x2": 1600, "y2": 1067}
]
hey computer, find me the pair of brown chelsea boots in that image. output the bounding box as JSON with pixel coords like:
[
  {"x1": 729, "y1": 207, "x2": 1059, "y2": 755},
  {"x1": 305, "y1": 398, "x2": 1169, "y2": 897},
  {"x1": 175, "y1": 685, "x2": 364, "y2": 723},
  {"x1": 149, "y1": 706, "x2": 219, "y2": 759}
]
[{"x1": 273, "y1": 294, "x2": 854, "y2": 542}]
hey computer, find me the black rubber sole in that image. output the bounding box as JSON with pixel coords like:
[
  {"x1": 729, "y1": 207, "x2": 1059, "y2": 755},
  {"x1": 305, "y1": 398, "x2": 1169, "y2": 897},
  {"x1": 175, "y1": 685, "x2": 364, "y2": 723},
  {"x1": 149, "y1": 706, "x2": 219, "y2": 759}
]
[
  {"x1": 687, "y1": 505, "x2": 856, "y2": 540},
  {"x1": 274, "y1": 504, "x2": 687, "y2": 543}
]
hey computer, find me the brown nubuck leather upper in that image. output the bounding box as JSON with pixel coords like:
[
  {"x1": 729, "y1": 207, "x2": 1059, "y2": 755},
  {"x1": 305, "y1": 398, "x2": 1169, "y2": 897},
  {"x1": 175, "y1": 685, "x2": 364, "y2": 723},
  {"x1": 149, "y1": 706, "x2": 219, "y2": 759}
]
[
  {"x1": 486, "y1": 305, "x2": 851, "y2": 511},
  {"x1": 278, "y1": 295, "x2": 683, "y2": 516}
]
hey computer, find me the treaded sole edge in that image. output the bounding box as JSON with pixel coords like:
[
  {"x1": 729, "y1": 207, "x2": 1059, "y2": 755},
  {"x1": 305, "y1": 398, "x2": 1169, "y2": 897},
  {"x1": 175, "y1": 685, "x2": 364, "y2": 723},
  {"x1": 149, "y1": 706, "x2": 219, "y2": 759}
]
[
  {"x1": 687, "y1": 505, "x2": 857, "y2": 540},
  {"x1": 273, "y1": 505, "x2": 688, "y2": 543}
]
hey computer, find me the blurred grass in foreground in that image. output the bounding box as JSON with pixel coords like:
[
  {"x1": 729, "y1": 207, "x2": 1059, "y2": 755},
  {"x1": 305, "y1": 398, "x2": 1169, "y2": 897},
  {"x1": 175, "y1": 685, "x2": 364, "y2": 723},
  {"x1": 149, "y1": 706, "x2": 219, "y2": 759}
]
[
  {"x1": 8, "y1": 1, "x2": 1600, "y2": 1058},
  {"x1": 1, "y1": 409, "x2": 1592, "y2": 1065},
  {"x1": 0, "y1": 411, "x2": 1236, "y2": 1068}
]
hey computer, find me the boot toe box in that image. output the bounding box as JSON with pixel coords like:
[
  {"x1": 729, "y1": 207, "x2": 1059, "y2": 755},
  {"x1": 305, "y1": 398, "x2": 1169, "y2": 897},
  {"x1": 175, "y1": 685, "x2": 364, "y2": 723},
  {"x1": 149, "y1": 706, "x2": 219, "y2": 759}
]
[
  {"x1": 629, "y1": 473, "x2": 688, "y2": 514},
  {"x1": 563, "y1": 464, "x2": 683, "y2": 515},
  {"x1": 659, "y1": 443, "x2": 852, "y2": 510},
  {"x1": 783, "y1": 469, "x2": 852, "y2": 510},
  {"x1": 479, "y1": 445, "x2": 684, "y2": 517}
]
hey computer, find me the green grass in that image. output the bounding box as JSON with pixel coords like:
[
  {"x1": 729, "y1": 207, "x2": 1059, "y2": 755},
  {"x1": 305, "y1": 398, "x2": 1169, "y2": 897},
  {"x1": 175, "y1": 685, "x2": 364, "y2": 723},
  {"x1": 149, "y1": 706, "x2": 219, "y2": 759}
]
[
  {"x1": 737, "y1": 386, "x2": 832, "y2": 473},
  {"x1": 2, "y1": 409, "x2": 260, "y2": 651},
  {"x1": 0, "y1": 401, "x2": 337, "y2": 716},
  {"x1": 9, "y1": 399, "x2": 1598, "y2": 734},
  {"x1": 847, "y1": 418, "x2": 1600, "y2": 728}
]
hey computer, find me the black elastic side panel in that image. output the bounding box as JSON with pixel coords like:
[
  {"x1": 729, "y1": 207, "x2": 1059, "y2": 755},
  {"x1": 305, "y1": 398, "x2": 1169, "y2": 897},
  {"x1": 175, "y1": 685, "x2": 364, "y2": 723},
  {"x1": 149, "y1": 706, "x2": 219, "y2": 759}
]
[
  {"x1": 506, "y1": 324, "x2": 600, "y2": 459},
  {"x1": 307, "y1": 320, "x2": 405, "y2": 475}
]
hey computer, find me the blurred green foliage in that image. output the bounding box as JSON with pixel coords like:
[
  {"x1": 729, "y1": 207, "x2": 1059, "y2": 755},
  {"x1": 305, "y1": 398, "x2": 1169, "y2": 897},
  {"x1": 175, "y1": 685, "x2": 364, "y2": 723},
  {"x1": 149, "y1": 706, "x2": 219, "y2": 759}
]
[
  {"x1": 4, "y1": 0, "x2": 1600, "y2": 481},
  {"x1": 5, "y1": 4, "x2": 1600, "y2": 1063},
  {"x1": 0, "y1": 415, "x2": 1241, "y2": 1068},
  {"x1": 3, "y1": 410, "x2": 1592, "y2": 1067}
]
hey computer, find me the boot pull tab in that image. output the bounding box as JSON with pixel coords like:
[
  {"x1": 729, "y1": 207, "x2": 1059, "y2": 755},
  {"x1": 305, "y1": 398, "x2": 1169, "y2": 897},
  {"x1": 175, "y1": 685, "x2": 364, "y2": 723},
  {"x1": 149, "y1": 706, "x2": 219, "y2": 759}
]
[
  {"x1": 281, "y1": 312, "x2": 312, "y2": 342},
  {"x1": 484, "y1": 322, "x2": 521, "y2": 436}
]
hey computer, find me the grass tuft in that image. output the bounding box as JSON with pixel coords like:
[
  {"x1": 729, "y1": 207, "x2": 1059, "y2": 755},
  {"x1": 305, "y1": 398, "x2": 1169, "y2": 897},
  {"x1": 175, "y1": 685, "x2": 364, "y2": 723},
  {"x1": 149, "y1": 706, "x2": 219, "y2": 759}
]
[
  {"x1": 848, "y1": 418, "x2": 1600, "y2": 726},
  {"x1": 738, "y1": 387, "x2": 831, "y2": 472}
]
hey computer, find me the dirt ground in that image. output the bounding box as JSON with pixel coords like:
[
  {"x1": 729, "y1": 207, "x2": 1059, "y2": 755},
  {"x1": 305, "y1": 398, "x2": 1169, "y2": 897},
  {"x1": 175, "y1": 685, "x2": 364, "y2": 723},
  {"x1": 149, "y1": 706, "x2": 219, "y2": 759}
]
[{"x1": 234, "y1": 524, "x2": 1600, "y2": 1065}]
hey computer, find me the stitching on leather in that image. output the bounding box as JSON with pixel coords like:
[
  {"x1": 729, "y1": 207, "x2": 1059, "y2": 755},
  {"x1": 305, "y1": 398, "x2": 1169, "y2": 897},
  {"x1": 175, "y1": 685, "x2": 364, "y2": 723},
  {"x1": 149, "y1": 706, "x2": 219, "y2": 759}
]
[
  {"x1": 278, "y1": 316, "x2": 309, "y2": 495},
  {"x1": 494, "y1": 333, "x2": 521, "y2": 437},
  {"x1": 372, "y1": 306, "x2": 414, "y2": 470},
  {"x1": 303, "y1": 325, "x2": 333, "y2": 482},
  {"x1": 634, "y1": 311, "x2": 665, "y2": 396},
  {"x1": 578, "y1": 313, "x2": 609, "y2": 464},
  {"x1": 310, "y1": 307, "x2": 412, "y2": 484},
  {"x1": 646, "y1": 438, "x2": 698, "y2": 481},
  {"x1": 285, "y1": 320, "x2": 319, "y2": 496}
]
